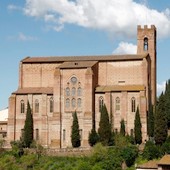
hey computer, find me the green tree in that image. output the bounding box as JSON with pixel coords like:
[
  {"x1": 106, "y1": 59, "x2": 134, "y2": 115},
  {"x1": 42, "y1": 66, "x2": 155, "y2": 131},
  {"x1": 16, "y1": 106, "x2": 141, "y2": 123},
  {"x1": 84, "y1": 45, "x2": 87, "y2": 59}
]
[
  {"x1": 134, "y1": 106, "x2": 142, "y2": 144},
  {"x1": 120, "y1": 119, "x2": 125, "y2": 136},
  {"x1": 98, "y1": 104, "x2": 112, "y2": 146},
  {"x1": 147, "y1": 105, "x2": 154, "y2": 138},
  {"x1": 165, "y1": 79, "x2": 170, "y2": 128},
  {"x1": 88, "y1": 128, "x2": 99, "y2": 146},
  {"x1": 23, "y1": 101, "x2": 33, "y2": 148},
  {"x1": 121, "y1": 145, "x2": 138, "y2": 167},
  {"x1": 154, "y1": 93, "x2": 168, "y2": 145},
  {"x1": 71, "y1": 111, "x2": 81, "y2": 148},
  {"x1": 142, "y1": 141, "x2": 162, "y2": 160}
]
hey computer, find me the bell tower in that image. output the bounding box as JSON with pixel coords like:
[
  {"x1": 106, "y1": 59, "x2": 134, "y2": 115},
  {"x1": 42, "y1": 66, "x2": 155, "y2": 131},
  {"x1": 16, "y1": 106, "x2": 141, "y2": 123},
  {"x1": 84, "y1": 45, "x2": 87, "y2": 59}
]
[{"x1": 137, "y1": 25, "x2": 157, "y2": 106}]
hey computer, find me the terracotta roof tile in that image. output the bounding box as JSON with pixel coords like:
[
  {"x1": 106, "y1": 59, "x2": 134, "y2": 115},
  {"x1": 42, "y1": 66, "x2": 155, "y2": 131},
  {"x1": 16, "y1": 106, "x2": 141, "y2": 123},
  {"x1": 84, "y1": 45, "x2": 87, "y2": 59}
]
[
  {"x1": 158, "y1": 155, "x2": 170, "y2": 165},
  {"x1": 22, "y1": 54, "x2": 149, "y2": 63},
  {"x1": 95, "y1": 85, "x2": 145, "y2": 92},
  {"x1": 137, "y1": 160, "x2": 158, "y2": 169},
  {"x1": 13, "y1": 87, "x2": 53, "y2": 94}
]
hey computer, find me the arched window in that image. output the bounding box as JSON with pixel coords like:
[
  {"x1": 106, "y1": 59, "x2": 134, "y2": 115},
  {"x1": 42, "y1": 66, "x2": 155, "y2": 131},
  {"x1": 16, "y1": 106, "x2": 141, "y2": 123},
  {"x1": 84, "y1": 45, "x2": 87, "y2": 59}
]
[
  {"x1": 66, "y1": 87, "x2": 70, "y2": 96},
  {"x1": 115, "y1": 97, "x2": 120, "y2": 111},
  {"x1": 50, "y1": 97, "x2": 53, "y2": 113},
  {"x1": 99, "y1": 97, "x2": 104, "y2": 112},
  {"x1": 131, "y1": 97, "x2": 136, "y2": 112},
  {"x1": 35, "y1": 99, "x2": 39, "y2": 113},
  {"x1": 72, "y1": 87, "x2": 76, "y2": 96},
  {"x1": 20, "y1": 100, "x2": 25, "y2": 113},
  {"x1": 144, "y1": 37, "x2": 148, "y2": 51},
  {"x1": 72, "y1": 98, "x2": 76, "y2": 108},
  {"x1": 77, "y1": 87, "x2": 82, "y2": 96},
  {"x1": 77, "y1": 98, "x2": 81, "y2": 107},
  {"x1": 66, "y1": 98, "x2": 70, "y2": 108}
]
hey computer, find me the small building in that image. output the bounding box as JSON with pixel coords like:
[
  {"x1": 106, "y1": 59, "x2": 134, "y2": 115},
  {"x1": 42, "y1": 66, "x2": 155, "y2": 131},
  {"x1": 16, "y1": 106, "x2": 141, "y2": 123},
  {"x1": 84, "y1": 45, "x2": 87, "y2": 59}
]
[
  {"x1": 0, "y1": 108, "x2": 8, "y2": 138},
  {"x1": 158, "y1": 155, "x2": 170, "y2": 170},
  {"x1": 136, "y1": 160, "x2": 158, "y2": 170},
  {"x1": 136, "y1": 155, "x2": 170, "y2": 170}
]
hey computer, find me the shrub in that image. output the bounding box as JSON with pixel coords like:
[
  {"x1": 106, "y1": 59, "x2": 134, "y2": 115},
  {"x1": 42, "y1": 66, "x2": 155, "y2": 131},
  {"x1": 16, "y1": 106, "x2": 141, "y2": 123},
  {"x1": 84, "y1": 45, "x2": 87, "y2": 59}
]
[
  {"x1": 142, "y1": 141, "x2": 161, "y2": 160},
  {"x1": 88, "y1": 128, "x2": 99, "y2": 146},
  {"x1": 121, "y1": 145, "x2": 138, "y2": 167}
]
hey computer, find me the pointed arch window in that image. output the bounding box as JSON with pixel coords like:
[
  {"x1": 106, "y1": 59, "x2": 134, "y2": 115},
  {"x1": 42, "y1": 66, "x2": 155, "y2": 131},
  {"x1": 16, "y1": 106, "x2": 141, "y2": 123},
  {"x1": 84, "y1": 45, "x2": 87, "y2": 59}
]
[
  {"x1": 20, "y1": 100, "x2": 25, "y2": 113},
  {"x1": 131, "y1": 97, "x2": 136, "y2": 112},
  {"x1": 77, "y1": 98, "x2": 81, "y2": 108},
  {"x1": 66, "y1": 87, "x2": 70, "y2": 96},
  {"x1": 77, "y1": 87, "x2": 82, "y2": 96},
  {"x1": 115, "y1": 97, "x2": 120, "y2": 111},
  {"x1": 144, "y1": 37, "x2": 148, "y2": 51},
  {"x1": 50, "y1": 97, "x2": 53, "y2": 113},
  {"x1": 66, "y1": 98, "x2": 70, "y2": 108},
  {"x1": 72, "y1": 87, "x2": 76, "y2": 96},
  {"x1": 72, "y1": 98, "x2": 76, "y2": 108},
  {"x1": 99, "y1": 97, "x2": 104, "y2": 112},
  {"x1": 35, "y1": 99, "x2": 39, "y2": 113}
]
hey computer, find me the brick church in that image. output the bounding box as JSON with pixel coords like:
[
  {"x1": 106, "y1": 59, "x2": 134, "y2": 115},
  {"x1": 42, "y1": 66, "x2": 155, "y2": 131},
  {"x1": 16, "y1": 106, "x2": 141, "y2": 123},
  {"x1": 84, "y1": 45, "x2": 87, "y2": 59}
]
[{"x1": 7, "y1": 25, "x2": 156, "y2": 148}]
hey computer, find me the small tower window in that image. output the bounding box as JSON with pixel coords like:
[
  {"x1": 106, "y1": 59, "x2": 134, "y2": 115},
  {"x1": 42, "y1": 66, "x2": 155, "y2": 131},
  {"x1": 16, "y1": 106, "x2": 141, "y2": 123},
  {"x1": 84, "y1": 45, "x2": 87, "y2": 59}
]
[
  {"x1": 99, "y1": 97, "x2": 104, "y2": 112},
  {"x1": 115, "y1": 97, "x2": 120, "y2": 111},
  {"x1": 131, "y1": 97, "x2": 136, "y2": 112},
  {"x1": 144, "y1": 37, "x2": 148, "y2": 51},
  {"x1": 35, "y1": 99, "x2": 39, "y2": 113},
  {"x1": 20, "y1": 100, "x2": 25, "y2": 113},
  {"x1": 50, "y1": 97, "x2": 53, "y2": 113}
]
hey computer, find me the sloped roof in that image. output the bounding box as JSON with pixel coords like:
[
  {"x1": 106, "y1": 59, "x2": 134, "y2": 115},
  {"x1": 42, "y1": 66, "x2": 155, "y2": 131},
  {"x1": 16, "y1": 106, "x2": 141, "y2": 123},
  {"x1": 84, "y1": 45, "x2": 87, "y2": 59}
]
[
  {"x1": 137, "y1": 160, "x2": 158, "y2": 169},
  {"x1": 95, "y1": 85, "x2": 145, "y2": 92},
  {"x1": 13, "y1": 87, "x2": 53, "y2": 94},
  {"x1": 158, "y1": 155, "x2": 170, "y2": 165},
  {"x1": 0, "y1": 108, "x2": 8, "y2": 122},
  {"x1": 22, "y1": 53, "x2": 149, "y2": 63}
]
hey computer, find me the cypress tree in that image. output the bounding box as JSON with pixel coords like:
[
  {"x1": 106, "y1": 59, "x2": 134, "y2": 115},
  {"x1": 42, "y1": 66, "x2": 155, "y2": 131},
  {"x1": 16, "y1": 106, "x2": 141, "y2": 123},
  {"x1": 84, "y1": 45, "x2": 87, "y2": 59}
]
[
  {"x1": 23, "y1": 101, "x2": 33, "y2": 148},
  {"x1": 120, "y1": 119, "x2": 125, "y2": 136},
  {"x1": 165, "y1": 79, "x2": 170, "y2": 128},
  {"x1": 154, "y1": 93, "x2": 168, "y2": 145},
  {"x1": 147, "y1": 105, "x2": 154, "y2": 138},
  {"x1": 71, "y1": 111, "x2": 81, "y2": 147},
  {"x1": 98, "y1": 104, "x2": 112, "y2": 145},
  {"x1": 134, "y1": 106, "x2": 142, "y2": 144}
]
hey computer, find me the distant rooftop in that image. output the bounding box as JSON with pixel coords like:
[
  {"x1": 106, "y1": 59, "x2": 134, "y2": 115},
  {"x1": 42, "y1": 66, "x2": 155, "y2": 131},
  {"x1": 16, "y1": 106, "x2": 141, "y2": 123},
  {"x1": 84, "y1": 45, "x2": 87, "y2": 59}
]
[{"x1": 0, "y1": 108, "x2": 8, "y2": 122}]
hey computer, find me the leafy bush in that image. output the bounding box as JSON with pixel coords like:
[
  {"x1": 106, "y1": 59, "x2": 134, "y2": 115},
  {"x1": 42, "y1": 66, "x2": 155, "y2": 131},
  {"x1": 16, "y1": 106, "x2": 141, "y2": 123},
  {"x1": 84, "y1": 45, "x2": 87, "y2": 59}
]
[
  {"x1": 161, "y1": 137, "x2": 170, "y2": 154},
  {"x1": 142, "y1": 141, "x2": 161, "y2": 160},
  {"x1": 88, "y1": 128, "x2": 99, "y2": 146},
  {"x1": 121, "y1": 145, "x2": 138, "y2": 167}
]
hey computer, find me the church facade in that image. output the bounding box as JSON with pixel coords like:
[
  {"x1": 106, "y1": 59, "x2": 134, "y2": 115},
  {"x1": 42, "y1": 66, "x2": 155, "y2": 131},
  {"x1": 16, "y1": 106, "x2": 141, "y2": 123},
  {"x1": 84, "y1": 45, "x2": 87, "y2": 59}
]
[{"x1": 7, "y1": 25, "x2": 156, "y2": 148}]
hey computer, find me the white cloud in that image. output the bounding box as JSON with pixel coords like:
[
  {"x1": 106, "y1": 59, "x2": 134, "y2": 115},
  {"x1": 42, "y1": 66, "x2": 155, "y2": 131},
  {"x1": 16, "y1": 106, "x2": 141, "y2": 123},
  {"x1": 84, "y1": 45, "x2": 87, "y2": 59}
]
[
  {"x1": 157, "y1": 81, "x2": 166, "y2": 97},
  {"x1": 7, "y1": 33, "x2": 38, "y2": 42},
  {"x1": 18, "y1": 32, "x2": 38, "y2": 41},
  {"x1": 22, "y1": 0, "x2": 170, "y2": 39},
  {"x1": 7, "y1": 4, "x2": 22, "y2": 11},
  {"x1": 113, "y1": 42, "x2": 137, "y2": 54}
]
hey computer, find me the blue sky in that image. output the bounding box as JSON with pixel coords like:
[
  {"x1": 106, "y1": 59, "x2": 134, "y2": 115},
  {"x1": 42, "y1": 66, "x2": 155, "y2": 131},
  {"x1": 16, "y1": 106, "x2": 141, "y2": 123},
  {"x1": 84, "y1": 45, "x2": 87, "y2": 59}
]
[{"x1": 0, "y1": 0, "x2": 170, "y2": 110}]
